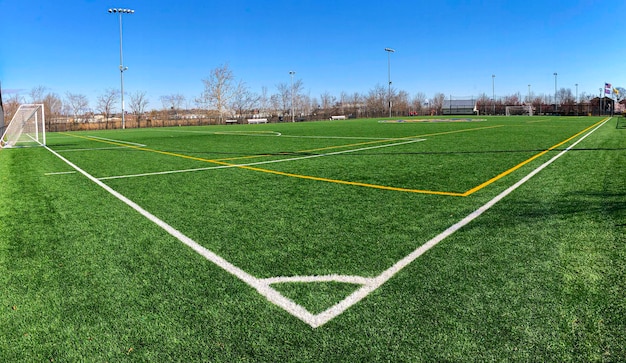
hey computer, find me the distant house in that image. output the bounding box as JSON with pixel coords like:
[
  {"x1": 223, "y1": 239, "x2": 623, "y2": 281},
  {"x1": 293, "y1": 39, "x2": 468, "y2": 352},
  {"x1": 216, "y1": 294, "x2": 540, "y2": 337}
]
[{"x1": 442, "y1": 99, "x2": 477, "y2": 115}]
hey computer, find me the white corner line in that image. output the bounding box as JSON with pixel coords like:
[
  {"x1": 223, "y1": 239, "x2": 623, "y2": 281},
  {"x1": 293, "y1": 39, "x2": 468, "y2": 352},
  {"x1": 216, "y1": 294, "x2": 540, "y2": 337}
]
[
  {"x1": 43, "y1": 145, "x2": 318, "y2": 327},
  {"x1": 43, "y1": 118, "x2": 609, "y2": 329},
  {"x1": 304, "y1": 117, "x2": 611, "y2": 328}
]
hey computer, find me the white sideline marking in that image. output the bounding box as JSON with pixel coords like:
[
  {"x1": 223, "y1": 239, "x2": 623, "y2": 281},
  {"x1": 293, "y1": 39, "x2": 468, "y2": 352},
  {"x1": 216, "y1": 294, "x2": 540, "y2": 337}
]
[
  {"x1": 56, "y1": 146, "x2": 134, "y2": 152},
  {"x1": 157, "y1": 128, "x2": 399, "y2": 140},
  {"x1": 86, "y1": 136, "x2": 146, "y2": 147},
  {"x1": 44, "y1": 118, "x2": 609, "y2": 328},
  {"x1": 45, "y1": 171, "x2": 76, "y2": 176},
  {"x1": 97, "y1": 138, "x2": 425, "y2": 180},
  {"x1": 300, "y1": 117, "x2": 611, "y2": 327},
  {"x1": 44, "y1": 145, "x2": 319, "y2": 327}
]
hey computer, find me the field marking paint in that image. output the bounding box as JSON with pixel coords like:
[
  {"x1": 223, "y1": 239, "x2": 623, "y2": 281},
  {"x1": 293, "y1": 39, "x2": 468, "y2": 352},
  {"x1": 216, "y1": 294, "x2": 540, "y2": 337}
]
[
  {"x1": 461, "y1": 118, "x2": 610, "y2": 196},
  {"x1": 299, "y1": 116, "x2": 611, "y2": 327},
  {"x1": 56, "y1": 146, "x2": 134, "y2": 152},
  {"x1": 44, "y1": 171, "x2": 76, "y2": 176},
  {"x1": 61, "y1": 126, "x2": 501, "y2": 196},
  {"x1": 261, "y1": 275, "x2": 374, "y2": 285},
  {"x1": 43, "y1": 145, "x2": 320, "y2": 328},
  {"x1": 86, "y1": 136, "x2": 146, "y2": 147},
  {"x1": 97, "y1": 138, "x2": 427, "y2": 181},
  {"x1": 45, "y1": 118, "x2": 609, "y2": 329}
]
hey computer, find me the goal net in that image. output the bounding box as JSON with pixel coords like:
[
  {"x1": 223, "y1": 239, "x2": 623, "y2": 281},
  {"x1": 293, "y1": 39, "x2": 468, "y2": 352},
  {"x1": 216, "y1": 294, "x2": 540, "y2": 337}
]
[
  {"x1": 505, "y1": 105, "x2": 533, "y2": 116},
  {"x1": 0, "y1": 104, "x2": 46, "y2": 148}
]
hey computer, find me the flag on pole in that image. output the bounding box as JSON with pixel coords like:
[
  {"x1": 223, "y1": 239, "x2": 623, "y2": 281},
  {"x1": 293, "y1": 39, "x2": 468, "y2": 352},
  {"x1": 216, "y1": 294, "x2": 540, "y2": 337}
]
[
  {"x1": 605, "y1": 88, "x2": 611, "y2": 94},
  {"x1": 605, "y1": 82, "x2": 612, "y2": 89},
  {"x1": 614, "y1": 88, "x2": 620, "y2": 95},
  {"x1": 0, "y1": 81, "x2": 5, "y2": 131}
]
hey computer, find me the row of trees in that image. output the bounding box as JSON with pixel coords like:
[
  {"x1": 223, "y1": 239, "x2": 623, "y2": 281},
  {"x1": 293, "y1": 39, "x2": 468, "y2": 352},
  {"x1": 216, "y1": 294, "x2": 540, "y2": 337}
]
[{"x1": 4, "y1": 64, "x2": 625, "y2": 128}]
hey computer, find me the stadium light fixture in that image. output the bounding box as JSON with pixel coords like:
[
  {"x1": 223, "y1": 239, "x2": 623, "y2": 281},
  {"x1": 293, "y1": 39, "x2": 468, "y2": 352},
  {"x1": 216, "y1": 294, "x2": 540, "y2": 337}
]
[
  {"x1": 108, "y1": 7, "x2": 135, "y2": 129},
  {"x1": 289, "y1": 71, "x2": 296, "y2": 122},
  {"x1": 385, "y1": 48, "x2": 395, "y2": 118}
]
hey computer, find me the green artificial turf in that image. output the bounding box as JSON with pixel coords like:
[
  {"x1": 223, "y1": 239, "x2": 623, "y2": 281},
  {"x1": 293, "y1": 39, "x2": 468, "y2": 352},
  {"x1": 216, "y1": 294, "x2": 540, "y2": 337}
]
[{"x1": 1, "y1": 116, "x2": 624, "y2": 361}]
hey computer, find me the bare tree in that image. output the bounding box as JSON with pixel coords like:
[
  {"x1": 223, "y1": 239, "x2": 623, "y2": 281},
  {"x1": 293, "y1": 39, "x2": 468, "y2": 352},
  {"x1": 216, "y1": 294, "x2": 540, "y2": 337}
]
[
  {"x1": 275, "y1": 82, "x2": 291, "y2": 117},
  {"x1": 196, "y1": 63, "x2": 242, "y2": 123},
  {"x1": 29, "y1": 85, "x2": 47, "y2": 103},
  {"x1": 128, "y1": 91, "x2": 150, "y2": 122},
  {"x1": 395, "y1": 90, "x2": 410, "y2": 115},
  {"x1": 259, "y1": 86, "x2": 270, "y2": 117},
  {"x1": 320, "y1": 91, "x2": 336, "y2": 118},
  {"x1": 431, "y1": 93, "x2": 445, "y2": 115},
  {"x1": 3, "y1": 92, "x2": 22, "y2": 121},
  {"x1": 65, "y1": 92, "x2": 89, "y2": 123},
  {"x1": 96, "y1": 88, "x2": 119, "y2": 126},
  {"x1": 349, "y1": 92, "x2": 363, "y2": 117},
  {"x1": 43, "y1": 93, "x2": 63, "y2": 126},
  {"x1": 230, "y1": 84, "x2": 260, "y2": 118},
  {"x1": 411, "y1": 92, "x2": 427, "y2": 115},
  {"x1": 160, "y1": 94, "x2": 186, "y2": 119},
  {"x1": 366, "y1": 84, "x2": 387, "y2": 117}
]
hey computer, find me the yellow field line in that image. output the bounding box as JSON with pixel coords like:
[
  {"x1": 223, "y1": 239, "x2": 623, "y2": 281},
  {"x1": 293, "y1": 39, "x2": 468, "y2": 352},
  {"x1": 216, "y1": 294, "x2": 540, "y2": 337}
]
[
  {"x1": 59, "y1": 132, "x2": 465, "y2": 196},
  {"x1": 460, "y1": 118, "x2": 609, "y2": 196},
  {"x1": 59, "y1": 119, "x2": 603, "y2": 197}
]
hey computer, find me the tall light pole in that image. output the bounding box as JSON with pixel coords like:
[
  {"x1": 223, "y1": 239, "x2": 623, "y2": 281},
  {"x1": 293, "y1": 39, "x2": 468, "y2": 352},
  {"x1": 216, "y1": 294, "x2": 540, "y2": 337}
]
[
  {"x1": 575, "y1": 83, "x2": 578, "y2": 116},
  {"x1": 108, "y1": 8, "x2": 134, "y2": 129},
  {"x1": 385, "y1": 48, "x2": 395, "y2": 118},
  {"x1": 492, "y1": 74, "x2": 495, "y2": 114},
  {"x1": 289, "y1": 71, "x2": 295, "y2": 122},
  {"x1": 553, "y1": 72, "x2": 558, "y2": 113},
  {"x1": 528, "y1": 84, "x2": 531, "y2": 103}
]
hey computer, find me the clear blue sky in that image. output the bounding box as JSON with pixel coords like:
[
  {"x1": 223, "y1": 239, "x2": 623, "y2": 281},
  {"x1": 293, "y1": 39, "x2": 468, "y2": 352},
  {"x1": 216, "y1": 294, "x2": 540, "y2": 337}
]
[{"x1": 1, "y1": 0, "x2": 623, "y2": 110}]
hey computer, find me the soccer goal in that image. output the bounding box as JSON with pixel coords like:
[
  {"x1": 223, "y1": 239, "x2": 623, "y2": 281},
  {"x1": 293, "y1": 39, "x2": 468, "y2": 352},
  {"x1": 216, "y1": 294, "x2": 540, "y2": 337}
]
[
  {"x1": 505, "y1": 105, "x2": 533, "y2": 116},
  {"x1": 0, "y1": 104, "x2": 46, "y2": 148}
]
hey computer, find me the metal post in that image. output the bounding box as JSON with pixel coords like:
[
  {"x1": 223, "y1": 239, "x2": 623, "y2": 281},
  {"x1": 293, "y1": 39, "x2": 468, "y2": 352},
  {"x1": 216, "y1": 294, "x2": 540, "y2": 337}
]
[
  {"x1": 385, "y1": 48, "x2": 395, "y2": 118},
  {"x1": 492, "y1": 74, "x2": 495, "y2": 115},
  {"x1": 108, "y1": 8, "x2": 134, "y2": 129},
  {"x1": 554, "y1": 72, "x2": 558, "y2": 114},
  {"x1": 575, "y1": 83, "x2": 578, "y2": 116},
  {"x1": 289, "y1": 71, "x2": 295, "y2": 122}
]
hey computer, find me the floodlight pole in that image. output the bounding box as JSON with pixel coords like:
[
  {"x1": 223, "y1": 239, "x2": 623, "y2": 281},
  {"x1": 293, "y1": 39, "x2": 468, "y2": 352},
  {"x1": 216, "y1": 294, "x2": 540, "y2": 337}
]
[
  {"x1": 289, "y1": 71, "x2": 295, "y2": 122},
  {"x1": 575, "y1": 83, "x2": 578, "y2": 116},
  {"x1": 109, "y1": 8, "x2": 134, "y2": 129},
  {"x1": 528, "y1": 84, "x2": 531, "y2": 103},
  {"x1": 554, "y1": 72, "x2": 558, "y2": 113},
  {"x1": 492, "y1": 74, "x2": 495, "y2": 115},
  {"x1": 385, "y1": 48, "x2": 395, "y2": 118}
]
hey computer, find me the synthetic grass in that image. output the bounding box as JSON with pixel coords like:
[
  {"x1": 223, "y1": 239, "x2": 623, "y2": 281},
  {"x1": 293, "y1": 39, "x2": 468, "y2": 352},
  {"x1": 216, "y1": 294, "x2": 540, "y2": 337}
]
[{"x1": 1, "y1": 116, "x2": 624, "y2": 361}]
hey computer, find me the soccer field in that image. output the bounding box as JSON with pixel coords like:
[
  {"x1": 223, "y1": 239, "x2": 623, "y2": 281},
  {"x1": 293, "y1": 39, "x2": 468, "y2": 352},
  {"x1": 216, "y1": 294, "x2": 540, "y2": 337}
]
[{"x1": 1, "y1": 116, "x2": 625, "y2": 361}]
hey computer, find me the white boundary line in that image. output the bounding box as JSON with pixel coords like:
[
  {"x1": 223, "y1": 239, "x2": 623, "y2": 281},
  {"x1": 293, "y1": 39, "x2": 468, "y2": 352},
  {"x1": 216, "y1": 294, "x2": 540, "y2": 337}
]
[
  {"x1": 86, "y1": 135, "x2": 146, "y2": 147},
  {"x1": 56, "y1": 146, "x2": 135, "y2": 152},
  {"x1": 97, "y1": 138, "x2": 425, "y2": 180},
  {"x1": 44, "y1": 171, "x2": 76, "y2": 176},
  {"x1": 43, "y1": 118, "x2": 609, "y2": 328},
  {"x1": 156, "y1": 128, "x2": 400, "y2": 140}
]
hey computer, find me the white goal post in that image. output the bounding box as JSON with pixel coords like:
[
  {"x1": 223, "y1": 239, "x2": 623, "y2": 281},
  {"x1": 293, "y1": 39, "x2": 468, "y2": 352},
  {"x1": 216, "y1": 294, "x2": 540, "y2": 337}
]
[
  {"x1": 0, "y1": 104, "x2": 46, "y2": 148},
  {"x1": 505, "y1": 105, "x2": 533, "y2": 116}
]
